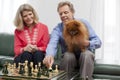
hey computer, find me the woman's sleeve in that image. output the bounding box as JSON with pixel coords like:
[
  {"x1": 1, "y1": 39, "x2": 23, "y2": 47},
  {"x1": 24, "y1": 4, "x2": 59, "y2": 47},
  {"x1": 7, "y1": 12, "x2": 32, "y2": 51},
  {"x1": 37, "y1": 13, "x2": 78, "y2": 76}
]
[{"x1": 14, "y1": 30, "x2": 24, "y2": 57}]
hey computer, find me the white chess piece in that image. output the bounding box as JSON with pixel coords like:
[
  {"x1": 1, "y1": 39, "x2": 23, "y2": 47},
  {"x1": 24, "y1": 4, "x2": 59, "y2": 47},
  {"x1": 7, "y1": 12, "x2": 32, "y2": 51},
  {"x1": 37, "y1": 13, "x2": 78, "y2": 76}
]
[
  {"x1": 54, "y1": 65, "x2": 58, "y2": 73},
  {"x1": 30, "y1": 62, "x2": 34, "y2": 73},
  {"x1": 49, "y1": 66, "x2": 52, "y2": 70},
  {"x1": 24, "y1": 60, "x2": 28, "y2": 73},
  {"x1": 34, "y1": 65, "x2": 38, "y2": 73}
]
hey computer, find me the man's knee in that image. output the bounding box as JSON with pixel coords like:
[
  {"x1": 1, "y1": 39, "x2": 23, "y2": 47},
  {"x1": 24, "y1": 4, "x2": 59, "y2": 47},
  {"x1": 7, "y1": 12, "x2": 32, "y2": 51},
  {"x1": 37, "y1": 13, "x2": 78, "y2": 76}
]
[
  {"x1": 83, "y1": 50, "x2": 94, "y2": 59},
  {"x1": 63, "y1": 52, "x2": 76, "y2": 61}
]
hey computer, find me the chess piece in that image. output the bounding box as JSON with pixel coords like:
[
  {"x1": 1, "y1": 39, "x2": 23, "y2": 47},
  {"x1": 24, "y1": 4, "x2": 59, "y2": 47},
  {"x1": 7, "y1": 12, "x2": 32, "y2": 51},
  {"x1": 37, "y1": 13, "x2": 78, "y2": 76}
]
[
  {"x1": 42, "y1": 65, "x2": 46, "y2": 75},
  {"x1": 37, "y1": 62, "x2": 42, "y2": 77},
  {"x1": 11, "y1": 65, "x2": 14, "y2": 73},
  {"x1": 54, "y1": 65, "x2": 58, "y2": 73},
  {"x1": 38, "y1": 62, "x2": 41, "y2": 68},
  {"x1": 19, "y1": 64, "x2": 25, "y2": 75},
  {"x1": 49, "y1": 66, "x2": 52, "y2": 72},
  {"x1": 2, "y1": 62, "x2": 8, "y2": 75},
  {"x1": 25, "y1": 60, "x2": 28, "y2": 66},
  {"x1": 13, "y1": 63, "x2": 16, "y2": 69},
  {"x1": 33, "y1": 65, "x2": 38, "y2": 76},
  {"x1": 18, "y1": 62, "x2": 21, "y2": 72},
  {"x1": 28, "y1": 67, "x2": 32, "y2": 76},
  {"x1": 45, "y1": 69, "x2": 49, "y2": 77},
  {"x1": 34, "y1": 65, "x2": 38, "y2": 73},
  {"x1": 24, "y1": 60, "x2": 28, "y2": 73},
  {"x1": 28, "y1": 62, "x2": 33, "y2": 76},
  {"x1": 7, "y1": 63, "x2": 11, "y2": 71},
  {"x1": 30, "y1": 62, "x2": 34, "y2": 73}
]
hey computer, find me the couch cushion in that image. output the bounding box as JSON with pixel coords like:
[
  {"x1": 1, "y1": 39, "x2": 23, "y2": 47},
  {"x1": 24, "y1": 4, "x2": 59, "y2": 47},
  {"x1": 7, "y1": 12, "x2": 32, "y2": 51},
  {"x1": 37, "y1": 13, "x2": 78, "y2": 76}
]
[
  {"x1": 0, "y1": 56, "x2": 14, "y2": 67},
  {"x1": 94, "y1": 64, "x2": 120, "y2": 75},
  {"x1": 0, "y1": 33, "x2": 14, "y2": 56},
  {"x1": 93, "y1": 74, "x2": 120, "y2": 79}
]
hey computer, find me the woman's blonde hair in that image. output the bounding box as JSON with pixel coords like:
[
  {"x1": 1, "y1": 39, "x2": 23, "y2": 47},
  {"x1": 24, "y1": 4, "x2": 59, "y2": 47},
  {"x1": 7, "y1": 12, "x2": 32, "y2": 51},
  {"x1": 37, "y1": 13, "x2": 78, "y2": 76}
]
[
  {"x1": 57, "y1": 1, "x2": 75, "y2": 13},
  {"x1": 14, "y1": 4, "x2": 39, "y2": 30}
]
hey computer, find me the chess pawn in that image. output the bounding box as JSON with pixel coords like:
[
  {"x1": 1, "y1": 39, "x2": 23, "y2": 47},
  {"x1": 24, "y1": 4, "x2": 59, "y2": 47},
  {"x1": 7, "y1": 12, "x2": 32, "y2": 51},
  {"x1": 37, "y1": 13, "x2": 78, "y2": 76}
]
[
  {"x1": 38, "y1": 62, "x2": 41, "y2": 68},
  {"x1": 25, "y1": 60, "x2": 28, "y2": 66},
  {"x1": 49, "y1": 66, "x2": 52, "y2": 72},
  {"x1": 37, "y1": 62, "x2": 42, "y2": 77},
  {"x1": 38, "y1": 62, "x2": 41, "y2": 72},
  {"x1": 34, "y1": 65, "x2": 38, "y2": 73},
  {"x1": 13, "y1": 63, "x2": 16, "y2": 69},
  {"x1": 11, "y1": 65, "x2": 14, "y2": 73},
  {"x1": 54, "y1": 65, "x2": 58, "y2": 73},
  {"x1": 7, "y1": 63, "x2": 11, "y2": 71},
  {"x1": 34, "y1": 65, "x2": 38, "y2": 76},
  {"x1": 18, "y1": 62, "x2": 21, "y2": 71}
]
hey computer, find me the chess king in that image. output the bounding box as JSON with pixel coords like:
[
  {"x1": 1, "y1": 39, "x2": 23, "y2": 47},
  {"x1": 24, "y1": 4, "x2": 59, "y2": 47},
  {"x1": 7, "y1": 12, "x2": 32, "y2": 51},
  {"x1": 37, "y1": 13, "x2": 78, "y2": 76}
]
[{"x1": 63, "y1": 20, "x2": 89, "y2": 52}]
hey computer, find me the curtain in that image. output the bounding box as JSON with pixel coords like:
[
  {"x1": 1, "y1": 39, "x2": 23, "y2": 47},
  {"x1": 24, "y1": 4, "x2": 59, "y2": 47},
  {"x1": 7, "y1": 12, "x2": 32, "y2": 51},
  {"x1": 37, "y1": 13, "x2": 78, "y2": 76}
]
[
  {"x1": 90, "y1": 0, "x2": 120, "y2": 65},
  {"x1": 0, "y1": 0, "x2": 27, "y2": 34}
]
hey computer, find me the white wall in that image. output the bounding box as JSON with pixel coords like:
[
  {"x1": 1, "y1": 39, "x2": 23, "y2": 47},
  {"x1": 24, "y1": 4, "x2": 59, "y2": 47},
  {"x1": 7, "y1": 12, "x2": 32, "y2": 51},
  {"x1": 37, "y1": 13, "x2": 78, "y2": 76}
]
[
  {"x1": 28, "y1": 0, "x2": 92, "y2": 33},
  {"x1": 0, "y1": 0, "x2": 92, "y2": 34}
]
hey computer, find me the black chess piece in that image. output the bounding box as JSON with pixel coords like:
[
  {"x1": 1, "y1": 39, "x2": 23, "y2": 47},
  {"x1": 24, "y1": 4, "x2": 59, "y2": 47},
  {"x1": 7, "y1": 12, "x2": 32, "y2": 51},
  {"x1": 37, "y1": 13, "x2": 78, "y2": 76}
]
[
  {"x1": 41, "y1": 65, "x2": 47, "y2": 75},
  {"x1": 19, "y1": 64, "x2": 25, "y2": 75},
  {"x1": 45, "y1": 69, "x2": 49, "y2": 77},
  {"x1": 2, "y1": 64, "x2": 8, "y2": 75},
  {"x1": 48, "y1": 67, "x2": 53, "y2": 72},
  {"x1": 37, "y1": 65, "x2": 42, "y2": 77},
  {"x1": 37, "y1": 71, "x2": 41, "y2": 77},
  {"x1": 28, "y1": 67, "x2": 32, "y2": 76}
]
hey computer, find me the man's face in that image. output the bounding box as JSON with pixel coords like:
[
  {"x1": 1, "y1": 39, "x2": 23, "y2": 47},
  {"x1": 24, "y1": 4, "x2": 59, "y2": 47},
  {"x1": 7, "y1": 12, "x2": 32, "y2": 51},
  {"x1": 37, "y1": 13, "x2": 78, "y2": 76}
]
[{"x1": 58, "y1": 5, "x2": 74, "y2": 24}]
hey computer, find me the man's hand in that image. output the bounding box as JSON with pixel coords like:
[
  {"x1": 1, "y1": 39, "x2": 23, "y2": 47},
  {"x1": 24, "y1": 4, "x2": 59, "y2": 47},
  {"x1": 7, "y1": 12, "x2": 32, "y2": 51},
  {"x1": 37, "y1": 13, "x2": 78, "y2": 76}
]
[
  {"x1": 43, "y1": 55, "x2": 54, "y2": 68},
  {"x1": 83, "y1": 39, "x2": 90, "y2": 47},
  {"x1": 80, "y1": 39, "x2": 90, "y2": 47}
]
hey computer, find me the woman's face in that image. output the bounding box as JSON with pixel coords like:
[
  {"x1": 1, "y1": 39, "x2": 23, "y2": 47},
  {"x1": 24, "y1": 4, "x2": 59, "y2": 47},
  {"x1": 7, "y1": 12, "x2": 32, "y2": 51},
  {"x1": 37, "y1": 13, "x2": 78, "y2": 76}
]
[{"x1": 22, "y1": 11, "x2": 34, "y2": 27}]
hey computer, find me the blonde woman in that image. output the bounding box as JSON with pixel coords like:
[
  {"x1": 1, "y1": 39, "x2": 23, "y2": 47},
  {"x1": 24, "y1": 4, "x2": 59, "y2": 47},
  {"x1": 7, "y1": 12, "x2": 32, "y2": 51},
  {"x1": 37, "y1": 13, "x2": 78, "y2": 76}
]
[{"x1": 14, "y1": 4, "x2": 49, "y2": 67}]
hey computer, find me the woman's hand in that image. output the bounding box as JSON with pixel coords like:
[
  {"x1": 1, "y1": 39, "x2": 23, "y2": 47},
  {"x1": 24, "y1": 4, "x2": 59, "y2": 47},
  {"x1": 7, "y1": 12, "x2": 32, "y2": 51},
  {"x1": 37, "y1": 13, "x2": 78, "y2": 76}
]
[
  {"x1": 23, "y1": 44, "x2": 38, "y2": 53},
  {"x1": 23, "y1": 44, "x2": 33, "y2": 52},
  {"x1": 31, "y1": 45, "x2": 38, "y2": 52}
]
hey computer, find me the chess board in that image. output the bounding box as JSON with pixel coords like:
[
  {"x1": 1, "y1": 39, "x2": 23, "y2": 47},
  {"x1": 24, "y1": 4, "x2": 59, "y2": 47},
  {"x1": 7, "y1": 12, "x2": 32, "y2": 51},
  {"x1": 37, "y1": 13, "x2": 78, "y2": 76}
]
[
  {"x1": 0, "y1": 61, "x2": 66, "y2": 80},
  {"x1": 0, "y1": 69, "x2": 66, "y2": 80}
]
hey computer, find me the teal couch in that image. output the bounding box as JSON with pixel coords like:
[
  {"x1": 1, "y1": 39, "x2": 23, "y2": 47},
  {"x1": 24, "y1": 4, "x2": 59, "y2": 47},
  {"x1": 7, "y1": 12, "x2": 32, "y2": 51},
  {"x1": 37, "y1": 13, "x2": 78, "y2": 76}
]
[
  {"x1": 0, "y1": 33, "x2": 14, "y2": 68},
  {"x1": 0, "y1": 33, "x2": 120, "y2": 79}
]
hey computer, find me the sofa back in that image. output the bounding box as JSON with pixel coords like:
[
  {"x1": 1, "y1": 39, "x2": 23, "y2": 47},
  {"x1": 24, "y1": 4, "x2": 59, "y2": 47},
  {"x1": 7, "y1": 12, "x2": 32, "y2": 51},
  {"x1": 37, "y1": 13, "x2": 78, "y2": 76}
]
[{"x1": 0, "y1": 33, "x2": 14, "y2": 56}]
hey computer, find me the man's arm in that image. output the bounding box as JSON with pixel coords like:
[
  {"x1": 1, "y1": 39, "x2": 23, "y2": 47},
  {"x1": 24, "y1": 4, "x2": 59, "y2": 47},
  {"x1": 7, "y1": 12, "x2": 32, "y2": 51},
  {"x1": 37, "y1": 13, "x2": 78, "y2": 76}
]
[
  {"x1": 46, "y1": 26, "x2": 61, "y2": 56},
  {"x1": 81, "y1": 19, "x2": 102, "y2": 50},
  {"x1": 43, "y1": 25, "x2": 61, "y2": 68}
]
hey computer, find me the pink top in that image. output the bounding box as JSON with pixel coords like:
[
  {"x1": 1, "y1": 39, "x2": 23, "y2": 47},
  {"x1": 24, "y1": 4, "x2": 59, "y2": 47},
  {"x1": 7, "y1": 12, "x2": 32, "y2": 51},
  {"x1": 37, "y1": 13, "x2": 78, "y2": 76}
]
[{"x1": 14, "y1": 22, "x2": 49, "y2": 57}]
